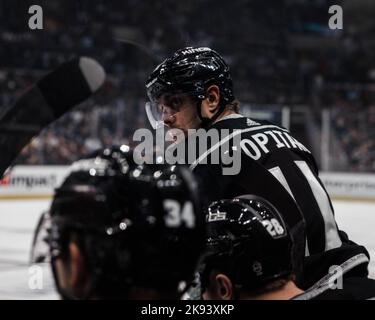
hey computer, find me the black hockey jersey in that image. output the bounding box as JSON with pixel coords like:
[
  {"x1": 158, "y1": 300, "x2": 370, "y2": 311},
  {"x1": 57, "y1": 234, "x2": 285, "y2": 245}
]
[{"x1": 176, "y1": 114, "x2": 370, "y2": 289}]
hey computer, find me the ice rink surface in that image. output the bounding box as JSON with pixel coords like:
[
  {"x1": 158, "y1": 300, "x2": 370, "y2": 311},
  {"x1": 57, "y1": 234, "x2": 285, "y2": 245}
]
[{"x1": 0, "y1": 198, "x2": 374, "y2": 300}]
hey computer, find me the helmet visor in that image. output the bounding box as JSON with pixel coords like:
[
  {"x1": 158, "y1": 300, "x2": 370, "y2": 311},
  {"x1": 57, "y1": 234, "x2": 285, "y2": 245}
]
[
  {"x1": 30, "y1": 211, "x2": 53, "y2": 264},
  {"x1": 145, "y1": 92, "x2": 200, "y2": 129}
]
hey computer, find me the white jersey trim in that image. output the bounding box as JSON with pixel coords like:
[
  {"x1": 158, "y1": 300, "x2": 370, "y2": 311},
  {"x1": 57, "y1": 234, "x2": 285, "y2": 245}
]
[{"x1": 189, "y1": 124, "x2": 288, "y2": 170}]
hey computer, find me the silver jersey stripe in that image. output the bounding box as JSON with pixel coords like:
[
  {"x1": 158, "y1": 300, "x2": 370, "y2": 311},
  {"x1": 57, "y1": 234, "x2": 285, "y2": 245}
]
[
  {"x1": 189, "y1": 124, "x2": 288, "y2": 170},
  {"x1": 294, "y1": 253, "x2": 370, "y2": 300},
  {"x1": 268, "y1": 166, "x2": 311, "y2": 257},
  {"x1": 294, "y1": 160, "x2": 342, "y2": 251},
  {"x1": 308, "y1": 253, "x2": 369, "y2": 291}
]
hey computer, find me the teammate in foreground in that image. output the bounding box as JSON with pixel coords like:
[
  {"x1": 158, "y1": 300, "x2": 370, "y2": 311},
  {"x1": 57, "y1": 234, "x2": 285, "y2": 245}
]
[
  {"x1": 145, "y1": 46, "x2": 370, "y2": 288},
  {"x1": 31, "y1": 146, "x2": 205, "y2": 299},
  {"x1": 201, "y1": 196, "x2": 375, "y2": 300}
]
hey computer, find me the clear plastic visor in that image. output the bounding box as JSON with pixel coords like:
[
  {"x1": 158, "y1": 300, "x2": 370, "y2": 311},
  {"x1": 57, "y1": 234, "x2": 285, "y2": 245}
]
[
  {"x1": 145, "y1": 92, "x2": 198, "y2": 129},
  {"x1": 30, "y1": 211, "x2": 53, "y2": 264}
]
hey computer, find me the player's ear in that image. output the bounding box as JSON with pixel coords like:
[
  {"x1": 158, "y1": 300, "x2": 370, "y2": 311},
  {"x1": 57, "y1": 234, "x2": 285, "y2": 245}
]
[
  {"x1": 201, "y1": 85, "x2": 220, "y2": 118},
  {"x1": 215, "y1": 273, "x2": 233, "y2": 300},
  {"x1": 68, "y1": 241, "x2": 90, "y2": 297}
]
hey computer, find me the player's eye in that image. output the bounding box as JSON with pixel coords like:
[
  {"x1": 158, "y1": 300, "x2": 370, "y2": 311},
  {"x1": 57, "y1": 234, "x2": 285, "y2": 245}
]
[{"x1": 169, "y1": 97, "x2": 182, "y2": 110}]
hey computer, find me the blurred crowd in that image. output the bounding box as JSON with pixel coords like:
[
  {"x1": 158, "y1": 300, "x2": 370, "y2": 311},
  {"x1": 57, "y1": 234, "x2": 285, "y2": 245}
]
[
  {"x1": 0, "y1": 0, "x2": 374, "y2": 171},
  {"x1": 323, "y1": 88, "x2": 375, "y2": 171}
]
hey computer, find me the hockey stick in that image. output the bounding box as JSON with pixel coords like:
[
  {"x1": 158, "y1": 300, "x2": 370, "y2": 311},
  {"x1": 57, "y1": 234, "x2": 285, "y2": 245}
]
[{"x1": 0, "y1": 57, "x2": 106, "y2": 177}]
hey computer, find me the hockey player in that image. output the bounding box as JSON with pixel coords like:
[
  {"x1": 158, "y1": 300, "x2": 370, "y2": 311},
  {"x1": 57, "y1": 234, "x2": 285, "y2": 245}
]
[
  {"x1": 145, "y1": 46, "x2": 370, "y2": 288},
  {"x1": 201, "y1": 196, "x2": 375, "y2": 300},
  {"x1": 31, "y1": 146, "x2": 205, "y2": 299}
]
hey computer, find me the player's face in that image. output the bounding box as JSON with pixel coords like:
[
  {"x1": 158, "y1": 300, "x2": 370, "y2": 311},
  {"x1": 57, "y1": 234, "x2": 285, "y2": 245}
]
[
  {"x1": 52, "y1": 241, "x2": 90, "y2": 299},
  {"x1": 53, "y1": 257, "x2": 73, "y2": 294},
  {"x1": 157, "y1": 93, "x2": 201, "y2": 133}
]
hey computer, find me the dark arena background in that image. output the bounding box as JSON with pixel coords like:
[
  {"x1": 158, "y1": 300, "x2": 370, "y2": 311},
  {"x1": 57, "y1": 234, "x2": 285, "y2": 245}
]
[{"x1": 0, "y1": 0, "x2": 374, "y2": 300}]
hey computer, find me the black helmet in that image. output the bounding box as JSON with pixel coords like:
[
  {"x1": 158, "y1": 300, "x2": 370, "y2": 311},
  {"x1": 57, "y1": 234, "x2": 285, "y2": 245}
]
[
  {"x1": 146, "y1": 47, "x2": 234, "y2": 104},
  {"x1": 145, "y1": 47, "x2": 235, "y2": 127},
  {"x1": 31, "y1": 146, "x2": 205, "y2": 299},
  {"x1": 201, "y1": 196, "x2": 294, "y2": 294}
]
